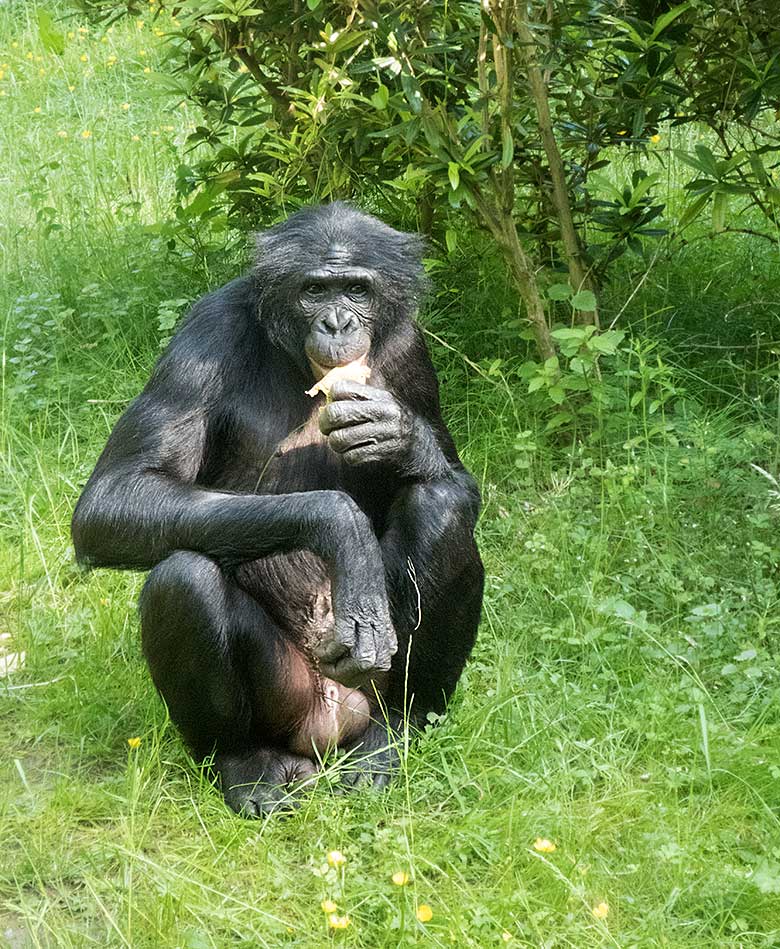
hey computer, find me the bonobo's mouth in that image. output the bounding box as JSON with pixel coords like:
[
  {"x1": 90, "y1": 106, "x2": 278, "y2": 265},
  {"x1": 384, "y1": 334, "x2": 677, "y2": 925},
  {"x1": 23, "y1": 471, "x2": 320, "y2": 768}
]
[{"x1": 306, "y1": 343, "x2": 370, "y2": 380}]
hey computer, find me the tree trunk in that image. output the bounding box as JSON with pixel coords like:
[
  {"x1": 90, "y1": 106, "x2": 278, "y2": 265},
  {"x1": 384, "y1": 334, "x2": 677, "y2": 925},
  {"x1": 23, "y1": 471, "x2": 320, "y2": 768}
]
[
  {"x1": 516, "y1": 5, "x2": 599, "y2": 326},
  {"x1": 474, "y1": 192, "x2": 556, "y2": 362}
]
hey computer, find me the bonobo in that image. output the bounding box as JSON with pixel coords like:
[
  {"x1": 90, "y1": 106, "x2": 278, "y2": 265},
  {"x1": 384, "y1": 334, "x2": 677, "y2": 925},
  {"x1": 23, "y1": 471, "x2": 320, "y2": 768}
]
[{"x1": 72, "y1": 203, "x2": 484, "y2": 816}]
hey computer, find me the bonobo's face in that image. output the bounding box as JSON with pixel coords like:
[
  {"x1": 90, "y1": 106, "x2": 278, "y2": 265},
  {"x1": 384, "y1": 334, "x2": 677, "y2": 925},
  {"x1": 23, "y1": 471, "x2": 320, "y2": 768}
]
[{"x1": 299, "y1": 263, "x2": 375, "y2": 380}]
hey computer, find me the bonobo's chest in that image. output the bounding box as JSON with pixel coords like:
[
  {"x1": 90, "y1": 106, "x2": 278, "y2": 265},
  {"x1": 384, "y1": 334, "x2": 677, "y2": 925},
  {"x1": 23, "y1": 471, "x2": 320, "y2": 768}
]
[{"x1": 200, "y1": 389, "x2": 343, "y2": 496}]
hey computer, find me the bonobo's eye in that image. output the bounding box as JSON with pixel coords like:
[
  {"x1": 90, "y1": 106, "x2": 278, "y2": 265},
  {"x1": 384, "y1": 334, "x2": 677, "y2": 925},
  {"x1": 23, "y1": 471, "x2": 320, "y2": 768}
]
[
  {"x1": 347, "y1": 283, "x2": 368, "y2": 298},
  {"x1": 303, "y1": 283, "x2": 325, "y2": 297}
]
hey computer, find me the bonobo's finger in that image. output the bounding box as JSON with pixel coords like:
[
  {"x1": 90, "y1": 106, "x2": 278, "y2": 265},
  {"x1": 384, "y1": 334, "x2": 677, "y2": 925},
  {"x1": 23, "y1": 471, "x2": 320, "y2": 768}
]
[
  {"x1": 328, "y1": 380, "x2": 393, "y2": 403},
  {"x1": 319, "y1": 400, "x2": 393, "y2": 435},
  {"x1": 312, "y1": 636, "x2": 350, "y2": 664},
  {"x1": 327, "y1": 422, "x2": 391, "y2": 456},
  {"x1": 341, "y1": 441, "x2": 401, "y2": 466}
]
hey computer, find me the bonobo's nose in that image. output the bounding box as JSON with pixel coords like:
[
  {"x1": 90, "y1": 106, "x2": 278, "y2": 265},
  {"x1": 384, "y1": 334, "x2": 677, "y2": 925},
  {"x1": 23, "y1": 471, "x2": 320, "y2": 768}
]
[{"x1": 321, "y1": 308, "x2": 357, "y2": 335}]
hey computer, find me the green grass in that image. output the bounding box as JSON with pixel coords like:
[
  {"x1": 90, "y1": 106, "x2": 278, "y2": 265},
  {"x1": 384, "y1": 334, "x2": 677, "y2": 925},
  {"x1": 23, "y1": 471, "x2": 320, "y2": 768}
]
[{"x1": 2, "y1": 3, "x2": 780, "y2": 947}]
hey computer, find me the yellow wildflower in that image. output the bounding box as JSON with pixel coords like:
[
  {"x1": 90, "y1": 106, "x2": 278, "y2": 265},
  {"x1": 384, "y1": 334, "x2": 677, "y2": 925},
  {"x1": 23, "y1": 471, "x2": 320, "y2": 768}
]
[
  {"x1": 101, "y1": 36, "x2": 108, "y2": 45},
  {"x1": 38, "y1": 68, "x2": 45, "y2": 76},
  {"x1": 67, "y1": 31, "x2": 75, "y2": 39},
  {"x1": 11, "y1": 41, "x2": 19, "y2": 48},
  {"x1": 80, "y1": 54, "x2": 88, "y2": 62},
  {"x1": 68, "y1": 85, "x2": 75, "y2": 91},
  {"x1": 502, "y1": 934, "x2": 513, "y2": 943},
  {"x1": 26, "y1": 52, "x2": 33, "y2": 60},
  {"x1": 81, "y1": 129, "x2": 92, "y2": 139},
  {"x1": 592, "y1": 901, "x2": 609, "y2": 920},
  {"x1": 416, "y1": 904, "x2": 433, "y2": 923},
  {"x1": 127, "y1": 736, "x2": 141, "y2": 749},
  {"x1": 132, "y1": 135, "x2": 140, "y2": 141},
  {"x1": 320, "y1": 899, "x2": 338, "y2": 913},
  {"x1": 617, "y1": 129, "x2": 627, "y2": 136},
  {"x1": 650, "y1": 133, "x2": 661, "y2": 143},
  {"x1": 79, "y1": 26, "x2": 88, "y2": 33},
  {"x1": 121, "y1": 102, "x2": 130, "y2": 110},
  {"x1": 392, "y1": 871, "x2": 410, "y2": 886},
  {"x1": 143, "y1": 66, "x2": 151, "y2": 73},
  {"x1": 57, "y1": 130, "x2": 68, "y2": 138},
  {"x1": 327, "y1": 914, "x2": 350, "y2": 930},
  {"x1": 33, "y1": 106, "x2": 41, "y2": 114},
  {"x1": 0, "y1": 91, "x2": 6, "y2": 97},
  {"x1": 326, "y1": 850, "x2": 346, "y2": 868},
  {"x1": 533, "y1": 838, "x2": 557, "y2": 853},
  {"x1": 137, "y1": 20, "x2": 144, "y2": 30},
  {"x1": 139, "y1": 49, "x2": 147, "y2": 57}
]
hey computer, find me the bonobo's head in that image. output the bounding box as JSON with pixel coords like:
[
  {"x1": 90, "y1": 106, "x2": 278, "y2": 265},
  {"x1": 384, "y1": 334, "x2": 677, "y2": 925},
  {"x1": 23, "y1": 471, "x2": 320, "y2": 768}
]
[{"x1": 254, "y1": 203, "x2": 427, "y2": 379}]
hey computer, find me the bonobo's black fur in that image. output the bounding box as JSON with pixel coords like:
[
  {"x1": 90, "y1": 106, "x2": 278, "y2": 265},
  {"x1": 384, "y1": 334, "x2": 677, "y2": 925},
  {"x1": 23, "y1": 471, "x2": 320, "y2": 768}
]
[{"x1": 72, "y1": 203, "x2": 484, "y2": 816}]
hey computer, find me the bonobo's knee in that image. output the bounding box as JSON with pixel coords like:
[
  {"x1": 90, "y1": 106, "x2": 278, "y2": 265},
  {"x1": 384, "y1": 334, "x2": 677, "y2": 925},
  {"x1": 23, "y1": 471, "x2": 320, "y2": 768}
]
[
  {"x1": 400, "y1": 475, "x2": 480, "y2": 533},
  {"x1": 140, "y1": 550, "x2": 222, "y2": 627}
]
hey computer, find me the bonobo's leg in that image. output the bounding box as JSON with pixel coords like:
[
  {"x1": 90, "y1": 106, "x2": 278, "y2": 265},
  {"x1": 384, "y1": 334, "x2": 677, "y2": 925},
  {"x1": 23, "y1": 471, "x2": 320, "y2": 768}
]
[
  {"x1": 341, "y1": 479, "x2": 484, "y2": 788},
  {"x1": 139, "y1": 551, "x2": 370, "y2": 816}
]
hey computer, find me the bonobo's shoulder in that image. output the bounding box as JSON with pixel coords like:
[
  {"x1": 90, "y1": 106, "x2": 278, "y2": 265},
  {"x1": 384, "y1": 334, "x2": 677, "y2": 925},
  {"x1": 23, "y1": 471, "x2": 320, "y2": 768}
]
[
  {"x1": 146, "y1": 275, "x2": 261, "y2": 399},
  {"x1": 164, "y1": 276, "x2": 261, "y2": 358},
  {"x1": 178, "y1": 275, "x2": 257, "y2": 336}
]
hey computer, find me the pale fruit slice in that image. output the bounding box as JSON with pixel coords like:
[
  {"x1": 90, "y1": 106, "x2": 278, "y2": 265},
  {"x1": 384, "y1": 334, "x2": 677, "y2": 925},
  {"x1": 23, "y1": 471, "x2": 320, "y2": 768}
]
[{"x1": 306, "y1": 356, "x2": 371, "y2": 398}]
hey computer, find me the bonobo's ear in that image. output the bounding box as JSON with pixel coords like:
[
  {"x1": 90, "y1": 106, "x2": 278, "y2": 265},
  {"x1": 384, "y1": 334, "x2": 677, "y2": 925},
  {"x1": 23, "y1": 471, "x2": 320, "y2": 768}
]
[{"x1": 252, "y1": 202, "x2": 430, "y2": 311}]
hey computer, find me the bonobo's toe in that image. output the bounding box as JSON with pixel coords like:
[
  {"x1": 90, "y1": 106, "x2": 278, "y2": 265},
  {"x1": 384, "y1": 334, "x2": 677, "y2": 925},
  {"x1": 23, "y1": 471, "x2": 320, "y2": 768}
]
[
  {"x1": 216, "y1": 748, "x2": 318, "y2": 818},
  {"x1": 338, "y1": 720, "x2": 402, "y2": 790}
]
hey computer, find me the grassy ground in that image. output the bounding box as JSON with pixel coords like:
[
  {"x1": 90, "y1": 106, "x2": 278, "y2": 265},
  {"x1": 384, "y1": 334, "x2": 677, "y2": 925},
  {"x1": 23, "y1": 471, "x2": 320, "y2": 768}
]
[{"x1": 2, "y1": 4, "x2": 780, "y2": 947}]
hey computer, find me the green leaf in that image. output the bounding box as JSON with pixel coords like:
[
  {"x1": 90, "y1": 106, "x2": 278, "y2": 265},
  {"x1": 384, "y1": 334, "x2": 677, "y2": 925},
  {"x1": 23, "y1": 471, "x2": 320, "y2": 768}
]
[
  {"x1": 712, "y1": 191, "x2": 728, "y2": 232},
  {"x1": 400, "y1": 73, "x2": 423, "y2": 114},
  {"x1": 447, "y1": 162, "x2": 460, "y2": 191},
  {"x1": 547, "y1": 283, "x2": 572, "y2": 301},
  {"x1": 650, "y1": 2, "x2": 692, "y2": 41},
  {"x1": 445, "y1": 229, "x2": 458, "y2": 254},
  {"x1": 628, "y1": 172, "x2": 660, "y2": 208},
  {"x1": 306, "y1": 0, "x2": 322, "y2": 8},
  {"x1": 370, "y1": 84, "x2": 389, "y2": 111},
  {"x1": 678, "y1": 193, "x2": 709, "y2": 228},
  {"x1": 545, "y1": 411, "x2": 573, "y2": 432},
  {"x1": 571, "y1": 289, "x2": 597, "y2": 311},
  {"x1": 37, "y1": 10, "x2": 65, "y2": 55},
  {"x1": 501, "y1": 127, "x2": 514, "y2": 168}
]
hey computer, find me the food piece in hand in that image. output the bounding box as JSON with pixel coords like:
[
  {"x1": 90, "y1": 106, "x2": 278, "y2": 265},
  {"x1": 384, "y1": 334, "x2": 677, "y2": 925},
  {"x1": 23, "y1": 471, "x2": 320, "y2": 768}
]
[{"x1": 306, "y1": 357, "x2": 371, "y2": 398}]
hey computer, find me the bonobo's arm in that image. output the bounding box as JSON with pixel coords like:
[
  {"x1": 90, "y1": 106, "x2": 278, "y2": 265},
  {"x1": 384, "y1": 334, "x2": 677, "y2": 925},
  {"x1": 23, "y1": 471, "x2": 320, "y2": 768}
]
[
  {"x1": 318, "y1": 325, "x2": 459, "y2": 483},
  {"x1": 318, "y1": 326, "x2": 482, "y2": 639},
  {"x1": 72, "y1": 305, "x2": 395, "y2": 680}
]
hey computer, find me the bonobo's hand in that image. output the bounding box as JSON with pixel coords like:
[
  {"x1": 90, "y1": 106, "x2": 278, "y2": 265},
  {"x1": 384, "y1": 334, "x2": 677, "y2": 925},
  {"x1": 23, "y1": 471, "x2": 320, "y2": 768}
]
[
  {"x1": 319, "y1": 381, "x2": 414, "y2": 469},
  {"x1": 311, "y1": 496, "x2": 397, "y2": 686},
  {"x1": 314, "y1": 571, "x2": 397, "y2": 687}
]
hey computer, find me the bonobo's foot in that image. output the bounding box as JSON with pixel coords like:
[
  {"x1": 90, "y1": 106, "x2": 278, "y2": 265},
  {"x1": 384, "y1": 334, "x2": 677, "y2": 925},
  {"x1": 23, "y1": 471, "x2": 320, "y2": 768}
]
[
  {"x1": 216, "y1": 748, "x2": 318, "y2": 818},
  {"x1": 338, "y1": 718, "x2": 403, "y2": 791}
]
